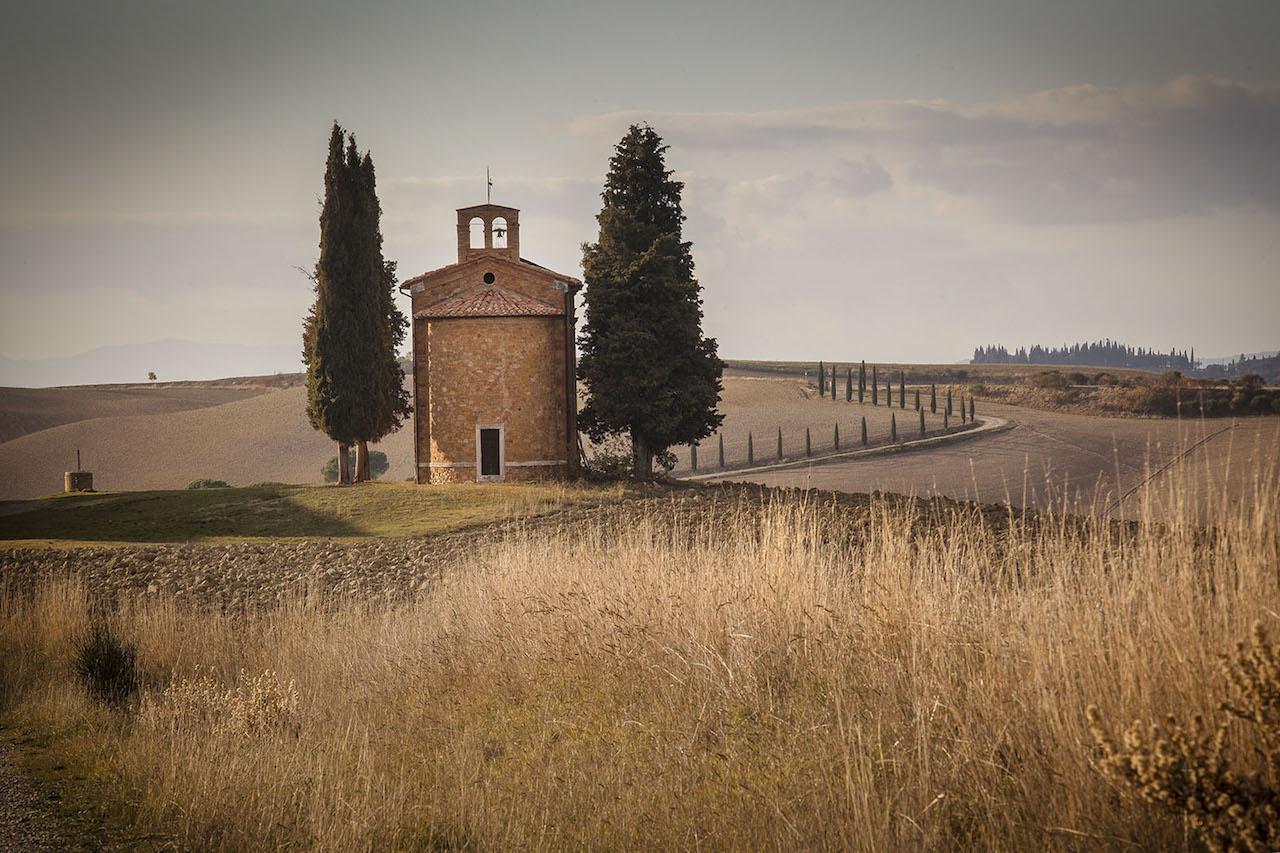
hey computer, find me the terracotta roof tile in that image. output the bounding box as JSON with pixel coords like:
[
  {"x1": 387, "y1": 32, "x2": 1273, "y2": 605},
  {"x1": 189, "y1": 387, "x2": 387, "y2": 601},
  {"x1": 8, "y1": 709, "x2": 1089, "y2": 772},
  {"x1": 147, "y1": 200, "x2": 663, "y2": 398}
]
[{"x1": 417, "y1": 284, "x2": 563, "y2": 319}]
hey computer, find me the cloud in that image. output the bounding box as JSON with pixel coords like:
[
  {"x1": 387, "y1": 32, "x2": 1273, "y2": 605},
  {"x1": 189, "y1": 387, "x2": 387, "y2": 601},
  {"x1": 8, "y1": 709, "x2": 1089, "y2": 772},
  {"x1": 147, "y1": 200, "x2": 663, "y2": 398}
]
[{"x1": 571, "y1": 77, "x2": 1280, "y2": 224}]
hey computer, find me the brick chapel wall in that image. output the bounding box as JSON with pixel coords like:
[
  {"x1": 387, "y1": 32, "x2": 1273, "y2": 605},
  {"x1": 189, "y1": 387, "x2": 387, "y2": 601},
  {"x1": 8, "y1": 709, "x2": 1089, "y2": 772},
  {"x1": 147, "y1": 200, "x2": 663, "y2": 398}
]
[
  {"x1": 412, "y1": 317, "x2": 430, "y2": 483},
  {"x1": 425, "y1": 316, "x2": 568, "y2": 484}
]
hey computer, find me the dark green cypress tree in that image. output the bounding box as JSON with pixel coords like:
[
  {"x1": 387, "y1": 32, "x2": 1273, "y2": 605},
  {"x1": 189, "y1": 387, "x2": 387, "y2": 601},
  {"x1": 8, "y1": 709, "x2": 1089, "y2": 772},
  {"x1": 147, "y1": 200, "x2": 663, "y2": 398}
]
[
  {"x1": 776, "y1": 427, "x2": 783, "y2": 461},
  {"x1": 690, "y1": 442, "x2": 698, "y2": 471},
  {"x1": 899, "y1": 373, "x2": 905, "y2": 409},
  {"x1": 930, "y1": 384, "x2": 937, "y2": 414},
  {"x1": 805, "y1": 427, "x2": 812, "y2": 457},
  {"x1": 891, "y1": 413, "x2": 897, "y2": 442},
  {"x1": 818, "y1": 361, "x2": 826, "y2": 396},
  {"x1": 833, "y1": 423, "x2": 839, "y2": 450},
  {"x1": 858, "y1": 360, "x2": 866, "y2": 404},
  {"x1": 919, "y1": 407, "x2": 925, "y2": 436},
  {"x1": 944, "y1": 409, "x2": 949, "y2": 429},
  {"x1": 860, "y1": 416, "x2": 867, "y2": 445},
  {"x1": 960, "y1": 397, "x2": 966, "y2": 423},
  {"x1": 886, "y1": 378, "x2": 892, "y2": 407},
  {"x1": 355, "y1": 148, "x2": 412, "y2": 481},
  {"x1": 718, "y1": 433, "x2": 725, "y2": 468},
  {"x1": 845, "y1": 368, "x2": 852, "y2": 402},
  {"x1": 969, "y1": 397, "x2": 975, "y2": 421},
  {"x1": 305, "y1": 123, "x2": 372, "y2": 485},
  {"x1": 872, "y1": 366, "x2": 878, "y2": 405},
  {"x1": 914, "y1": 389, "x2": 920, "y2": 410},
  {"x1": 831, "y1": 364, "x2": 837, "y2": 400},
  {"x1": 578, "y1": 125, "x2": 724, "y2": 480},
  {"x1": 947, "y1": 388, "x2": 953, "y2": 416},
  {"x1": 747, "y1": 432, "x2": 754, "y2": 465}
]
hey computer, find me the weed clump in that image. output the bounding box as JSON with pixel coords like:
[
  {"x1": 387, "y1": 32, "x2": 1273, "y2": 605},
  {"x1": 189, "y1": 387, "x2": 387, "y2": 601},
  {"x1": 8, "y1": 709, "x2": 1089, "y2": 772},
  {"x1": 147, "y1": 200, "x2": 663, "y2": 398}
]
[
  {"x1": 1088, "y1": 622, "x2": 1280, "y2": 853},
  {"x1": 73, "y1": 620, "x2": 138, "y2": 705},
  {"x1": 145, "y1": 668, "x2": 300, "y2": 739},
  {"x1": 185, "y1": 479, "x2": 230, "y2": 489}
]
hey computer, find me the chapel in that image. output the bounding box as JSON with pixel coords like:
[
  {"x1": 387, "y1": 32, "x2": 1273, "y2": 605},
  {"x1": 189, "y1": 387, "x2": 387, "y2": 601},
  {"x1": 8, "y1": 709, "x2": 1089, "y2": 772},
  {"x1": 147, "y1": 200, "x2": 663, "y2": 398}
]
[{"x1": 399, "y1": 204, "x2": 581, "y2": 483}]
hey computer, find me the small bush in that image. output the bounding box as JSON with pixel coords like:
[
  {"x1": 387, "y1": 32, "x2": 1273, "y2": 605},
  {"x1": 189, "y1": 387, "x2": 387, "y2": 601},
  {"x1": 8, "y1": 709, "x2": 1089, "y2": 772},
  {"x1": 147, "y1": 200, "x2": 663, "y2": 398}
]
[
  {"x1": 247, "y1": 481, "x2": 288, "y2": 489},
  {"x1": 1029, "y1": 370, "x2": 1068, "y2": 389},
  {"x1": 581, "y1": 435, "x2": 633, "y2": 482},
  {"x1": 185, "y1": 479, "x2": 230, "y2": 490},
  {"x1": 1236, "y1": 373, "x2": 1266, "y2": 393},
  {"x1": 968, "y1": 383, "x2": 987, "y2": 396},
  {"x1": 1088, "y1": 622, "x2": 1280, "y2": 853},
  {"x1": 73, "y1": 620, "x2": 139, "y2": 705},
  {"x1": 1066, "y1": 372, "x2": 1089, "y2": 386},
  {"x1": 322, "y1": 450, "x2": 390, "y2": 482}
]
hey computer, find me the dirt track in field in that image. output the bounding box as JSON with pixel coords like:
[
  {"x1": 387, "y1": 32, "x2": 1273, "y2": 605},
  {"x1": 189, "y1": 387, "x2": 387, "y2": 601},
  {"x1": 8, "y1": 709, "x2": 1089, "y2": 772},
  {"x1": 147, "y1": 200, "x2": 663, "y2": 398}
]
[{"x1": 710, "y1": 399, "x2": 1280, "y2": 519}]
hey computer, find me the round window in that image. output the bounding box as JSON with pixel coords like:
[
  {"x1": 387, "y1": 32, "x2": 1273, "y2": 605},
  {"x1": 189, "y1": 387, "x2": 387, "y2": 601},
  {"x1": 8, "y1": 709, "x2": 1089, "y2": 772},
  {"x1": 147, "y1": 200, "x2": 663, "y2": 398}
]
[{"x1": 483, "y1": 272, "x2": 495, "y2": 284}]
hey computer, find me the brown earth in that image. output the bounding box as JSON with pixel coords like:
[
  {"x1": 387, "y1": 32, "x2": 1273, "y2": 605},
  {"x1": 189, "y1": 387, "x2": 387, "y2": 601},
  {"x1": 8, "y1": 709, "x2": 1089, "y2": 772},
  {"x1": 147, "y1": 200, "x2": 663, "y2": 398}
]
[
  {"x1": 0, "y1": 386, "x2": 416, "y2": 500},
  {"x1": 0, "y1": 385, "x2": 267, "y2": 444}
]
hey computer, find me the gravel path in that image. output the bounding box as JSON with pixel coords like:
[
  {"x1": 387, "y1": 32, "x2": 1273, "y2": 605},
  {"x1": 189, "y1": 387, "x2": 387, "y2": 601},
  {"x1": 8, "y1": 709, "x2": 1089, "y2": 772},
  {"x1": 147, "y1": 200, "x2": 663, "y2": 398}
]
[{"x1": 0, "y1": 742, "x2": 61, "y2": 852}]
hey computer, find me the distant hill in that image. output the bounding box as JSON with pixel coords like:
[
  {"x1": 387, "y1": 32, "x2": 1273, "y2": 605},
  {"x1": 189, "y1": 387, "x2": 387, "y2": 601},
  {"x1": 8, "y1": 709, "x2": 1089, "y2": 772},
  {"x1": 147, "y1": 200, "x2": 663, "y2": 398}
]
[
  {"x1": 1197, "y1": 350, "x2": 1280, "y2": 366},
  {"x1": 0, "y1": 340, "x2": 304, "y2": 388}
]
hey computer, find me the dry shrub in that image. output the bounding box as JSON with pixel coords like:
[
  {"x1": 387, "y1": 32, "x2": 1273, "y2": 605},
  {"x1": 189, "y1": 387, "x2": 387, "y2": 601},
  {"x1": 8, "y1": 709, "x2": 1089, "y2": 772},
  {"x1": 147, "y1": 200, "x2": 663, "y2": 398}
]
[
  {"x1": 1088, "y1": 623, "x2": 1280, "y2": 852},
  {"x1": 142, "y1": 668, "x2": 300, "y2": 739}
]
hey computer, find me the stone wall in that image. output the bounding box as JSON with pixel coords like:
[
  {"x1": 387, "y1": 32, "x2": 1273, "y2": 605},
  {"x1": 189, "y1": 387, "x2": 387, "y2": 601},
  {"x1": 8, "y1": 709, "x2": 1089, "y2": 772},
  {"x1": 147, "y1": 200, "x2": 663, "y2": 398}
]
[{"x1": 419, "y1": 316, "x2": 568, "y2": 484}]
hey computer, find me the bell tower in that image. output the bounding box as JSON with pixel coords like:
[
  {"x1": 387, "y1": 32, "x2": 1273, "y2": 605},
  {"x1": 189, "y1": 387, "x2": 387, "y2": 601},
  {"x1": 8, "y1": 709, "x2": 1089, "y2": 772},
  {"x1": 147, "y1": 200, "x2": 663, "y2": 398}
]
[{"x1": 456, "y1": 204, "x2": 521, "y2": 264}]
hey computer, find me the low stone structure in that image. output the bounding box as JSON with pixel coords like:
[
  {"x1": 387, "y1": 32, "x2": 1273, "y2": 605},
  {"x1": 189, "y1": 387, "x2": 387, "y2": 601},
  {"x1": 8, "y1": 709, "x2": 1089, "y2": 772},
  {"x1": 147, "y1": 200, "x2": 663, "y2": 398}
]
[
  {"x1": 400, "y1": 203, "x2": 582, "y2": 483},
  {"x1": 64, "y1": 471, "x2": 94, "y2": 492}
]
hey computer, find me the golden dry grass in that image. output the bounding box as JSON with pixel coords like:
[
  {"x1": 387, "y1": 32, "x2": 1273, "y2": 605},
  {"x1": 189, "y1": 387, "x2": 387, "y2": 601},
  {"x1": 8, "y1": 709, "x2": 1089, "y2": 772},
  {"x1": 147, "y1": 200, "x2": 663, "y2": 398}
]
[{"x1": 2, "y1": 460, "x2": 1278, "y2": 850}]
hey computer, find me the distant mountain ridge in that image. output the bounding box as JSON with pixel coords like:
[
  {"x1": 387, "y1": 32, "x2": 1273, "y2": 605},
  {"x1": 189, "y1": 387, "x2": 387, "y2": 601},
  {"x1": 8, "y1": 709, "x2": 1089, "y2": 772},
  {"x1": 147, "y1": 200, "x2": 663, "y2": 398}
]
[{"x1": 0, "y1": 340, "x2": 304, "y2": 388}]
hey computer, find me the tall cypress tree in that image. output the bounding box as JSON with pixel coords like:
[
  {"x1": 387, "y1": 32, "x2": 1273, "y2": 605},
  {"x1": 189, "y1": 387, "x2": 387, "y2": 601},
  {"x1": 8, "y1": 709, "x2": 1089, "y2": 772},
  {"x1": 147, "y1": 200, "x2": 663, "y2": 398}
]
[
  {"x1": 899, "y1": 373, "x2": 905, "y2": 409},
  {"x1": 872, "y1": 366, "x2": 878, "y2": 405},
  {"x1": 354, "y1": 151, "x2": 412, "y2": 480},
  {"x1": 578, "y1": 125, "x2": 724, "y2": 479},
  {"x1": 845, "y1": 368, "x2": 852, "y2": 402},
  {"x1": 858, "y1": 360, "x2": 866, "y2": 404},
  {"x1": 831, "y1": 364, "x2": 837, "y2": 400},
  {"x1": 304, "y1": 124, "x2": 364, "y2": 484},
  {"x1": 930, "y1": 384, "x2": 937, "y2": 414},
  {"x1": 818, "y1": 361, "x2": 826, "y2": 396},
  {"x1": 304, "y1": 125, "x2": 411, "y2": 485}
]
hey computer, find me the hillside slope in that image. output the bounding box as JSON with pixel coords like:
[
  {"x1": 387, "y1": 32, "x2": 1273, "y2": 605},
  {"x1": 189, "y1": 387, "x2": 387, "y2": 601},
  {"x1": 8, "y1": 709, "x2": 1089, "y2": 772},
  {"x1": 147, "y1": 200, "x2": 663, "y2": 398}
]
[
  {"x1": 0, "y1": 386, "x2": 415, "y2": 499},
  {"x1": 0, "y1": 385, "x2": 266, "y2": 443}
]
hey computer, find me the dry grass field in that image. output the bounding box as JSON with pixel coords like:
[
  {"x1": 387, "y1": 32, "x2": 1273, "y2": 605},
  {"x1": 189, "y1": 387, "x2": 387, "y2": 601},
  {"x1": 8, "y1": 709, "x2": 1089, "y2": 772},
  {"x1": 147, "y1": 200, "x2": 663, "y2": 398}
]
[{"x1": 2, "y1": 468, "x2": 1278, "y2": 850}]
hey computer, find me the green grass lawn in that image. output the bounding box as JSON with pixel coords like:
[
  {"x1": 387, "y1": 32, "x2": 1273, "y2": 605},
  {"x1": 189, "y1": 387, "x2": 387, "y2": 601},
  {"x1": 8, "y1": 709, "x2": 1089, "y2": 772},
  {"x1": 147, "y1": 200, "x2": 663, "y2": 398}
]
[{"x1": 0, "y1": 482, "x2": 623, "y2": 546}]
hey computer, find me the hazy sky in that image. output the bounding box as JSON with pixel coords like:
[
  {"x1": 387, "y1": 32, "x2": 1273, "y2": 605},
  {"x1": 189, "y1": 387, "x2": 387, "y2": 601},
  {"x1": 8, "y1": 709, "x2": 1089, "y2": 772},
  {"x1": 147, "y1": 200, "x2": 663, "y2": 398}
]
[{"x1": 1, "y1": 0, "x2": 1277, "y2": 368}]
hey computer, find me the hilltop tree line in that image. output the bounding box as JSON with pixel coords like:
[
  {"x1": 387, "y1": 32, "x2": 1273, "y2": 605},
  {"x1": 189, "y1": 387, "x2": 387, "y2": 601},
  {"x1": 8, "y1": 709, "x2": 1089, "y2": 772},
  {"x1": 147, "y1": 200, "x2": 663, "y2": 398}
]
[
  {"x1": 972, "y1": 341, "x2": 1196, "y2": 372},
  {"x1": 1196, "y1": 352, "x2": 1280, "y2": 385}
]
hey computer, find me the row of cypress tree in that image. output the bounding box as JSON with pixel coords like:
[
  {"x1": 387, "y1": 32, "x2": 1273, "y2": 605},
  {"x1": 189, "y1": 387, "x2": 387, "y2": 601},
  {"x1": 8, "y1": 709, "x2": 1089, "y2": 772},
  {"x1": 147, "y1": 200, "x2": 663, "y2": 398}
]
[{"x1": 303, "y1": 123, "x2": 412, "y2": 484}]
